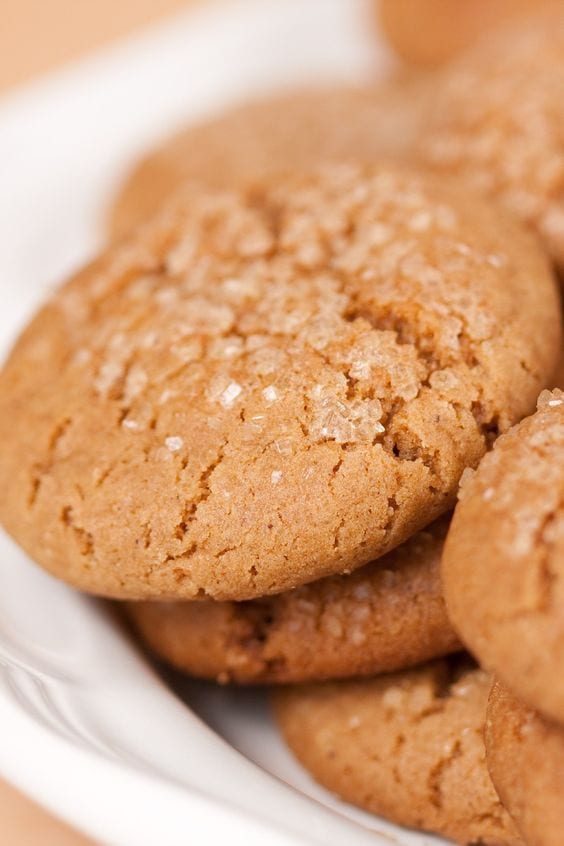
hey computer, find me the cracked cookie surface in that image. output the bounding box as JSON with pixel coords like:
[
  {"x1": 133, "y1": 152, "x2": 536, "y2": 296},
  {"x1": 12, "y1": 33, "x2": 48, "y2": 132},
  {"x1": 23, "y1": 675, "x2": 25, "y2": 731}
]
[
  {"x1": 124, "y1": 516, "x2": 460, "y2": 683},
  {"x1": 418, "y1": 8, "x2": 564, "y2": 270},
  {"x1": 0, "y1": 162, "x2": 559, "y2": 601},
  {"x1": 486, "y1": 680, "x2": 564, "y2": 846},
  {"x1": 443, "y1": 389, "x2": 564, "y2": 723},
  {"x1": 110, "y1": 81, "x2": 428, "y2": 238},
  {"x1": 272, "y1": 657, "x2": 522, "y2": 845}
]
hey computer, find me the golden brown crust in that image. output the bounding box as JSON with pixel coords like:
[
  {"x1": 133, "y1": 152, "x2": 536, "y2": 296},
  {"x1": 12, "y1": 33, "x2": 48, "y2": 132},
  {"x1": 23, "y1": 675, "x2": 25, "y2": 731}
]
[
  {"x1": 273, "y1": 658, "x2": 522, "y2": 845},
  {"x1": 443, "y1": 390, "x2": 564, "y2": 723},
  {"x1": 486, "y1": 680, "x2": 564, "y2": 846},
  {"x1": 553, "y1": 346, "x2": 564, "y2": 389},
  {"x1": 110, "y1": 81, "x2": 429, "y2": 238},
  {"x1": 0, "y1": 163, "x2": 559, "y2": 601},
  {"x1": 377, "y1": 0, "x2": 552, "y2": 67},
  {"x1": 124, "y1": 516, "x2": 460, "y2": 683},
  {"x1": 419, "y1": 8, "x2": 564, "y2": 269}
]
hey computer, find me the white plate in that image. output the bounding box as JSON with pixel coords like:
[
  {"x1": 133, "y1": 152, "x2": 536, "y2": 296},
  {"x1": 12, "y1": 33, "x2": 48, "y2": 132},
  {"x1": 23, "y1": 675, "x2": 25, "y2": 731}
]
[{"x1": 0, "y1": 1, "x2": 445, "y2": 844}]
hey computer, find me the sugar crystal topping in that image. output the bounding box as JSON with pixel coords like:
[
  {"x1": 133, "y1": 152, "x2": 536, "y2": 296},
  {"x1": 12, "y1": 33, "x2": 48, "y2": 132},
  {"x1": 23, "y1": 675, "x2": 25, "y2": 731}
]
[
  {"x1": 59, "y1": 163, "x2": 524, "y2": 476},
  {"x1": 218, "y1": 381, "x2": 243, "y2": 408},
  {"x1": 420, "y1": 12, "x2": 564, "y2": 250},
  {"x1": 165, "y1": 436, "x2": 184, "y2": 452},
  {"x1": 262, "y1": 385, "x2": 279, "y2": 403}
]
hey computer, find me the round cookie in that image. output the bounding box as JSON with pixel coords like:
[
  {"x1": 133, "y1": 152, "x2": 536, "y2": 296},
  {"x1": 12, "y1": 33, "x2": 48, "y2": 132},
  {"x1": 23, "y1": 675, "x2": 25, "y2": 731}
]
[
  {"x1": 486, "y1": 680, "x2": 564, "y2": 846},
  {"x1": 124, "y1": 517, "x2": 460, "y2": 684},
  {"x1": 0, "y1": 163, "x2": 559, "y2": 601},
  {"x1": 419, "y1": 8, "x2": 564, "y2": 270},
  {"x1": 272, "y1": 658, "x2": 521, "y2": 845},
  {"x1": 110, "y1": 81, "x2": 429, "y2": 238},
  {"x1": 378, "y1": 0, "x2": 552, "y2": 67},
  {"x1": 442, "y1": 389, "x2": 564, "y2": 724}
]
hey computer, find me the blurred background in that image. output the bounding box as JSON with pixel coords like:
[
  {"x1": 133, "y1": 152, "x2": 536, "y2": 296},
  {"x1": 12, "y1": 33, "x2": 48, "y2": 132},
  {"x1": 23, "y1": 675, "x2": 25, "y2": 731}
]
[{"x1": 1, "y1": 0, "x2": 200, "y2": 92}]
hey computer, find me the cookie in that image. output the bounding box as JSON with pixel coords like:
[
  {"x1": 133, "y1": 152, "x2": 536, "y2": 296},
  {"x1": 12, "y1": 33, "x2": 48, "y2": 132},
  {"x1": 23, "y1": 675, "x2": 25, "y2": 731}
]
[
  {"x1": 486, "y1": 680, "x2": 564, "y2": 846},
  {"x1": 0, "y1": 163, "x2": 559, "y2": 601},
  {"x1": 419, "y1": 8, "x2": 564, "y2": 270},
  {"x1": 554, "y1": 348, "x2": 564, "y2": 389},
  {"x1": 124, "y1": 517, "x2": 460, "y2": 683},
  {"x1": 110, "y1": 81, "x2": 428, "y2": 238},
  {"x1": 378, "y1": 0, "x2": 551, "y2": 67},
  {"x1": 272, "y1": 658, "x2": 521, "y2": 845},
  {"x1": 442, "y1": 389, "x2": 564, "y2": 724}
]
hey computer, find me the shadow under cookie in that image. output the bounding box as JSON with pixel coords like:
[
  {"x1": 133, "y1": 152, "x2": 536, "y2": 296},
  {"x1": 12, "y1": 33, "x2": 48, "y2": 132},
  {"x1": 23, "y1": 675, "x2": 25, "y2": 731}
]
[{"x1": 123, "y1": 517, "x2": 460, "y2": 684}]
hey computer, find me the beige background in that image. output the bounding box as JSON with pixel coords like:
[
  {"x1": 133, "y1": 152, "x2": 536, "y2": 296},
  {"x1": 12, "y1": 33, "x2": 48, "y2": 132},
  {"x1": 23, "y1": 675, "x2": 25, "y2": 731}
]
[
  {"x1": 1, "y1": 2, "x2": 201, "y2": 841},
  {"x1": 1, "y1": 0, "x2": 197, "y2": 92}
]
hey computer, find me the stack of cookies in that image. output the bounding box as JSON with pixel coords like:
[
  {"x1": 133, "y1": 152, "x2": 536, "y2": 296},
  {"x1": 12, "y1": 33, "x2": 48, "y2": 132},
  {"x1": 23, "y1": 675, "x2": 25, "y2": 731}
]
[{"x1": 1, "y1": 2, "x2": 563, "y2": 844}]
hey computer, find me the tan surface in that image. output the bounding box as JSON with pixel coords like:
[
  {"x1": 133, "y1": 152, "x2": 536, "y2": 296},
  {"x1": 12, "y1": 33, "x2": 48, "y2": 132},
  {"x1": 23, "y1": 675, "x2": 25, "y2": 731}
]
[
  {"x1": 0, "y1": 778, "x2": 94, "y2": 845},
  {"x1": 0, "y1": 0, "x2": 198, "y2": 92},
  {"x1": 1, "y1": 1, "x2": 201, "y2": 843}
]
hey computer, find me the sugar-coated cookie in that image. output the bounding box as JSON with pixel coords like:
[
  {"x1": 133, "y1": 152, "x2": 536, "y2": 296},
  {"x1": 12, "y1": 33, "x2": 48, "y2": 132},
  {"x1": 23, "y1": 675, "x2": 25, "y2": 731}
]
[
  {"x1": 486, "y1": 681, "x2": 564, "y2": 846},
  {"x1": 125, "y1": 517, "x2": 460, "y2": 683},
  {"x1": 443, "y1": 389, "x2": 564, "y2": 724},
  {"x1": 0, "y1": 163, "x2": 559, "y2": 601},
  {"x1": 419, "y1": 9, "x2": 564, "y2": 270},
  {"x1": 378, "y1": 0, "x2": 552, "y2": 67},
  {"x1": 110, "y1": 82, "x2": 428, "y2": 238},
  {"x1": 273, "y1": 658, "x2": 522, "y2": 845}
]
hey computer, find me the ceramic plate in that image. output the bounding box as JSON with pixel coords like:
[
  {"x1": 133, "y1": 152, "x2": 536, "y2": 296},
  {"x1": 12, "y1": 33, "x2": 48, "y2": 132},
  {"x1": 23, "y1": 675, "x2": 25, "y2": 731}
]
[{"x1": 0, "y1": 1, "x2": 445, "y2": 842}]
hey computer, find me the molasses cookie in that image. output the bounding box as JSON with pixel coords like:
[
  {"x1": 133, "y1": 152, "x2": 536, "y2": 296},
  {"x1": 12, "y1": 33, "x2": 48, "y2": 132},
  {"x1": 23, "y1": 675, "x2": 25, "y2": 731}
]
[
  {"x1": 419, "y1": 8, "x2": 564, "y2": 269},
  {"x1": 125, "y1": 517, "x2": 460, "y2": 683},
  {"x1": 0, "y1": 163, "x2": 559, "y2": 600},
  {"x1": 486, "y1": 680, "x2": 564, "y2": 846},
  {"x1": 110, "y1": 81, "x2": 427, "y2": 238},
  {"x1": 378, "y1": 0, "x2": 551, "y2": 67},
  {"x1": 554, "y1": 348, "x2": 564, "y2": 388},
  {"x1": 273, "y1": 658, "x2": 521, "y2": 845},
  {"x1": 442, "y1": 389, "x2": 564, "y2": 723}
]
